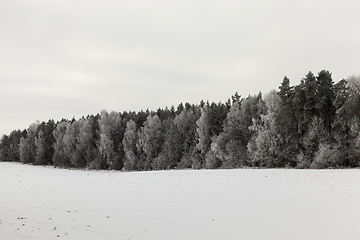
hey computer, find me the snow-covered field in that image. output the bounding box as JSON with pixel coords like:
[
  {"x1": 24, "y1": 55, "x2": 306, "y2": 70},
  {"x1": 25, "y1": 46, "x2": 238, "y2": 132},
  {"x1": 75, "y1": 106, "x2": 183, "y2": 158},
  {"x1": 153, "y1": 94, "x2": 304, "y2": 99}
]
[{"x1": 1, "y1": 162, "x2": 359, "y2": 240}]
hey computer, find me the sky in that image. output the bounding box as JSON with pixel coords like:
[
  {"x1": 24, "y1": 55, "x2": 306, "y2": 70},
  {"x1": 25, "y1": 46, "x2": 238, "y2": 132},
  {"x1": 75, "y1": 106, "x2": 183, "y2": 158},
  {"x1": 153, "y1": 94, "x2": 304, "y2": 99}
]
[{"x1": 1, "y1": 0, "x2": 360, "y2": 135}]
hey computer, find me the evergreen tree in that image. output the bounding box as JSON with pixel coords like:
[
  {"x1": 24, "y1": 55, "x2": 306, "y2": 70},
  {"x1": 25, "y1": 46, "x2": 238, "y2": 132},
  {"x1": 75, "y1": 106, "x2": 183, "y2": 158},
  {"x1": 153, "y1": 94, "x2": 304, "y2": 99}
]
[
  {"x1": 278, "y1": 76, "x2": 297, "y2": 124},
  {"x1": 208, "y1": 102, "x2": 229, "y2": 137},
  {"x1": 276, "y1": 76, "x2": 301, "y2": 162},
  {"x1": 133, "y1": 110, "x2": 150, "y2": 128},
  {"x1": 156, "y1": 107, "x2": 176, "y2": 121},
  {"x1": 0, "y1": 134, "x2": 10, "y2": 162},
  {"x1": 231, "y1": 92, "x2": 241, "y2": 105},
  {"x1": 293, "y1": 80, "x2": 306, "y2": 135},
  {"x1": 303, "y1": 71, "x2": 318, "y2": 126},
  {"x1": 153, "y1": 118, "x2": 182, "y2": 169},
  {"x1": 213, "y1": 102, "x2": 245, "y2": 168},
  {"x1": 316, "y1": 70, "x2": 335, "y2": 132},
  {"x1": 0, "y1": 130, "x2": 24, "y2": 162},
  {"x1": 176, "y1": 103, "x2": 184, "y2": 115},
  {"x1": 174, "y1": 108, "x2": 198, "y2": 168},
  {"x1": 42, "y1": 120, "x2": 56, "y2": 165}
]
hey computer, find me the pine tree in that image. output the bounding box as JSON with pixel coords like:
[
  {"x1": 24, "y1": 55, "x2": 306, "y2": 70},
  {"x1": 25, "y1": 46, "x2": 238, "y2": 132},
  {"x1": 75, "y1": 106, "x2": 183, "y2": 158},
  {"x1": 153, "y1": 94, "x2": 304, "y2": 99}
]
[
  {"x1": 316, "y1": 70, "x2": 335, "y2": 131},
  {"x1": 0, "y1": 130, "x2": 23, "y2": 162},
  {"x1": 43, "y1": 120, "x2": 56, "y2": 165},
  {"x1": 0, "y1": 134, "x2": 10, "y2": 162},
  {"x1": 276, "y1": 77, "x2": 301, "y2": 162},
  {"x1": 278, "y1": 76, "x2": 299, "y2": 132},
  {"x1": 303, "y1": 71, "x2": 318, "y2": 126},
  {"x1": 207, "y1": 102, "x2": 229, "y2": 137},
  {"x1": 293, "y1": 80, "x2": 306, "y2": 135}
]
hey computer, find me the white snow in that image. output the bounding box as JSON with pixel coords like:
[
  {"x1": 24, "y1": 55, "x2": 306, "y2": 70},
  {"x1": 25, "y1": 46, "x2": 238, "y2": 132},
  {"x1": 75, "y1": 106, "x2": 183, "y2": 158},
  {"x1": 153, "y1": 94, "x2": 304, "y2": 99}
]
[{"x1": 1, "y1": 162, "x2": 359, "y2": 240}]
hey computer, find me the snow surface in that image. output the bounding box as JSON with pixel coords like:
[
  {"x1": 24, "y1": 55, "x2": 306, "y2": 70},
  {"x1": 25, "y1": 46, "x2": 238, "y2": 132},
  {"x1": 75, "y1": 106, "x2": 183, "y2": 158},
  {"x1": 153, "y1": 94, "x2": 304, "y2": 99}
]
[{"x1": 1, "y1": 162, "x2": 359, "y2": 240}]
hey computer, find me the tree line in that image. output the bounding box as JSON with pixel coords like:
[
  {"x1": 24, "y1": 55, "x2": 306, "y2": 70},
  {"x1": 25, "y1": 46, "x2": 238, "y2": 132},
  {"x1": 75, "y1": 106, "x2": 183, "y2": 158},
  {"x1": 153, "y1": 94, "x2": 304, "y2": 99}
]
[{"x1": 1, "y1": 70, "x2": 359, "y2": 170}]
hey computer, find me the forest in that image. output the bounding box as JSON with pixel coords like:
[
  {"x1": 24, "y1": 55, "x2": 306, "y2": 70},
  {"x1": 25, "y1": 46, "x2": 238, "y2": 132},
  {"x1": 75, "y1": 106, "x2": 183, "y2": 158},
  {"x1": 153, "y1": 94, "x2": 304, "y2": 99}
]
[{"x1": 1, "y1": 70, "x2": 360, "y2": 170}]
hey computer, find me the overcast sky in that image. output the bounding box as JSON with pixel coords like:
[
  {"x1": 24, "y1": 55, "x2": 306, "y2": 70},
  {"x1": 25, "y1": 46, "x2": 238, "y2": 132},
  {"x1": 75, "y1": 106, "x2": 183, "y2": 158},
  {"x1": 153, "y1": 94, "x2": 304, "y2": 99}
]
[{"x1": 1, "y1": 0, "x2": 359, "y2": 135}]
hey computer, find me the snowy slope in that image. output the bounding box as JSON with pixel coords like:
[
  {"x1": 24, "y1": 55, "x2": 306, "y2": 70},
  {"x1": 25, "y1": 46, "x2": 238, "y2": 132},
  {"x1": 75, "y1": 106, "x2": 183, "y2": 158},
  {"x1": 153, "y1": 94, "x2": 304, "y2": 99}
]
[{"x1": 0, "y1": 162, "x2": 359, "y2": 240}]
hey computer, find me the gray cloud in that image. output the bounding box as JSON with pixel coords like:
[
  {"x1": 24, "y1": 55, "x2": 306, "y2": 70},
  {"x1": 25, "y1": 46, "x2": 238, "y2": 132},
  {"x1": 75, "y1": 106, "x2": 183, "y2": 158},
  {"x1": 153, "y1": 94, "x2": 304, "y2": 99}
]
[{"x1": 1, "y1": 0, "x2": 360, "y2": 134}]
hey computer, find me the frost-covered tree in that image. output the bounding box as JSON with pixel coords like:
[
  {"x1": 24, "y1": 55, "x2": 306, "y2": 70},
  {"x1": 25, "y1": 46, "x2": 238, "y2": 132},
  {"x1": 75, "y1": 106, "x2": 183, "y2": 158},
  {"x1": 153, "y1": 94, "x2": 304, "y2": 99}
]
[
  {"x1": 152, "y1": 118, "x2": 182, "y2": 170},
  {"x1": 346, "y1": 75, "x2": 360, "y2": 119},
  {"x1": 219, "y1": 101, "x2": 247, "y2": 167},
  {"x1": 63, "y1": 120, "x2": 80, "y2": 167},
  {"x1": 4, "y1": 69, "x2": 360, "y2": 171},
  {"x1": 137, "y1": 115, "x2": 163, "y2": 170},
  {"x1": 19, "y1": 123, "x2": 38, "y2": 164},
  {"x1": 76, "y1": 117, "x2": 99, "y2": 168},
  {"x1": 297, "y1": 116, "x2": 330, "y2": 168},
  {"x1": 98, "y1": 111, "x2": 123, "y2": 170},
  {"x1": 196, "y1": 106, "x2": 211, "y2": 156},
  {"x1": 52, "y1": 121, "x2": 71, "y2": 167},
  {"x1": 213, "y1": 93, "x2": 265, "y2": 168},
  {"x1": 248, "y1": 90, "x2": 284, "y2": 167},
  {"x1": 311, "y1": 143, "x2": 341, "y2": 169},
  {"x1": 34, "y1": 129, "x2": 46, "y2": 165},
  {"x1": 152, "y1": 108, "x2": 199, "y2": 170},
  {"x1": 344, "y1": 117, "x2": 360, "y2": 167},
  {"x1": 123, "y1": 120, "x2": 139, "y2": 170},
  {"x1": 332, "y1": 76, "x2": 360, "y2": 166},
  {"x1": 174, "y1": 108, "x2": 198, "y2": 168}
]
